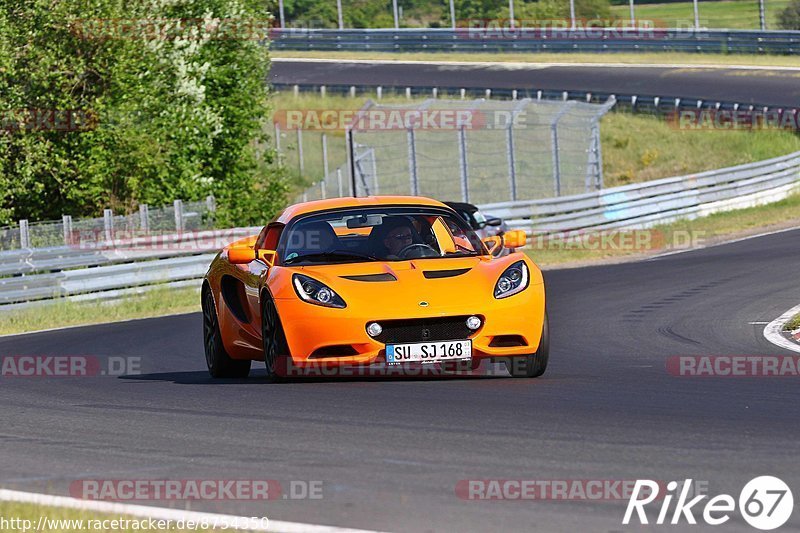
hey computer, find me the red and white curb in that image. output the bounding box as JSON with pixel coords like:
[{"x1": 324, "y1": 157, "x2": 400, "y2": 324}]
[
  {"x1": 0, "y1": 489, "x2": 385, "y2": 533},
  {"x1": 763, "y1": 303, "x2": 800, "y2": 354}
]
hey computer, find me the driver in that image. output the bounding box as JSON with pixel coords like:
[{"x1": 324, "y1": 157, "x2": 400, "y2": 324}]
[{"x1": 369, "y1": 216, "x2": 419, "y2": 259}]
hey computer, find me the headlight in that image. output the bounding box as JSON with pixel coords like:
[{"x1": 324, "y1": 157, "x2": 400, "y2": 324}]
[
  {"x1": 494, "y1": 260, "x2": 529, "y2": 299},
  {"x1": 293, "y1": 274, "x2": 346, "y2": 308}
]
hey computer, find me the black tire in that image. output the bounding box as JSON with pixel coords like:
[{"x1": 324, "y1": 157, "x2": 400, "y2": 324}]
[
  {"x1": 505, "y1": 312, "x2": 549, "y2": 378},
  {"x1": 202, "y1": 286, "x2": 251, "y2": 378},
  {"x1": 261, "y1": 292, "x2": 291, "y2": 381}
]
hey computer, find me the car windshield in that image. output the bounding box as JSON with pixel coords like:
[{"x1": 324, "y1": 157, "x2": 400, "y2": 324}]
[{"x1": 280, "y1": 206, "x2": 487, "y2": 265}]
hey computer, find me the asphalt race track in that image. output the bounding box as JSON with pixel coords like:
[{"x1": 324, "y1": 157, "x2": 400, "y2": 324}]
[
  {"x1": 270, "y1": 59, "x2": 800, "y2": 108},
  {"x1": 2, "y1": 228, "x2": 800, "y2": 532}
]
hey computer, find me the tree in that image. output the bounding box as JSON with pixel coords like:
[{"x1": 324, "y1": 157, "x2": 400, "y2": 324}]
[
  {"x1": 778, "y1": 0, "x2": 800, "y2": 29},
  {"x1": 0, "y1": 0, "x2": 287, "y2": 227}
]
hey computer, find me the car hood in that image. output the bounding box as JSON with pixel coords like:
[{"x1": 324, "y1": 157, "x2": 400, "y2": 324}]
[{"x1": 292, "y1": 256, "x2": 518, "y2": 316}]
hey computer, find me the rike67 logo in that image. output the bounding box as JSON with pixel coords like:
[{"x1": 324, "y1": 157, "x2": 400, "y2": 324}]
[{"x1": 624, "y1": 476, "x2": 794, "y2": 530}]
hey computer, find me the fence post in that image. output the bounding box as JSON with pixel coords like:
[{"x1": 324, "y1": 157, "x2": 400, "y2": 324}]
[
  {"x1": 274, "y1": 122, "x2": 282, "y2": 165},
  {"x1": 174, "y1": 200, "x2": 184, "y2": 232},
  {"x1": 346, "y1": 128, "x2": 356, "y2": 196},
  {"x1": 320, "y1": 180, "x2": 326, "y2": 200},
  {"x1": 593, "y1": 123, "x2": 605, "y2": 190},
  {"x1": 505, "y1": 125, "x2": 517, "y2": 202},
  {"x1": 62, "y1": 215, "x2": 73, "y2": 246},
  {"x1": 371, "y1": 148, "x2": 379, "y2": 195},
  {"x1": 337, "y1": 168, "x2": 344, "y2": 198},
  {"x1": 322, "y1": 133, "x2": 329, "y2": 180},
  {"x1": 19, "y1": 219, "x2": 30, "y2": 248},
  {"x1": 103, "y1": 209, "x2": 114, "y2": 243},
  {"x1": 550, "y1": 124, "x2": 562, "y2": 197},
  {"x1": 296, "y1": 128, "x2": 304, "y2": 176},
  {"x1": 206, "y1": 195, "x2": 216, "y2": 212},
  {"x1": 139, "y1": 204, "x2": 149, "y2": 233},
  {"x1": 550, "y1": 101, "x2": 577, "y2": 197},
  {"x1": 458, "y1": 126, "x2": 469, "y2": 202},
  {"x1": 406, "y1": 125, "x2": 419, "y2": 195}
]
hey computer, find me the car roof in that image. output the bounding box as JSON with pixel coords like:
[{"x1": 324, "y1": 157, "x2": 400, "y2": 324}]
[{"x1": 275, "y1": 196, "x2": 451, "y2": 224}]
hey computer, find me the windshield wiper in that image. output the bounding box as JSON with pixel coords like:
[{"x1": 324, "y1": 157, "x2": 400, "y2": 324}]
[{"x1": 284, "y1": 251, "x2": 378, "y2": 265}]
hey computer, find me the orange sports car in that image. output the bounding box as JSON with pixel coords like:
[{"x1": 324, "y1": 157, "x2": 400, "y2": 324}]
[{"x1": 201, "y1": 196, "x2": 548, "y2": 380}]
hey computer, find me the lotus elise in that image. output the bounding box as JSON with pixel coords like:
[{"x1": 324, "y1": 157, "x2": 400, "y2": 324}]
[{"x1": 201, "y1": 196, "x2": 548, "y2": 380}]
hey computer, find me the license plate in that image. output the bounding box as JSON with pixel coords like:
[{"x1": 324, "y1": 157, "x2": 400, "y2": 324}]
[{"x1": 386, "y1": 340, "x2": 471, "y2": 364}]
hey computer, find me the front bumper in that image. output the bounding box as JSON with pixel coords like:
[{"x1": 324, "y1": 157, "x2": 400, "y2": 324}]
[{"x1": 275, "y1": 282, "x2": 545, "y2": 367}]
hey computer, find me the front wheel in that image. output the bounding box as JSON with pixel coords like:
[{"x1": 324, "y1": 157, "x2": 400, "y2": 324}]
[
  {"x1": 202, "y1": 286, "x2": 251, "y2": 378},
  {"x1": 505, "y1": 312, "x2": 549, "y2": 378},
  {"x1": 262, "y1": 292, "x2": 291, "y2": 381}
]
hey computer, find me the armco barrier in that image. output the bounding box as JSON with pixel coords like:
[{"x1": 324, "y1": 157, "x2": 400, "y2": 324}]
[
  {"x1": 270, "y1": 28, "x2": 800, "y2": 55},
  {"x1": 479, "y1": 151, "x2": 800, "y2": 233},
  {"x1": 1, "y1": 152, "x2": 797, "y2": 308}
]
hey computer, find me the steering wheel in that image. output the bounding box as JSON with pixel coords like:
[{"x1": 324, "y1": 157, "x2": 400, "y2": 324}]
[{"x1": 397, "y1": 243, "x2": 439, "y2": 259}]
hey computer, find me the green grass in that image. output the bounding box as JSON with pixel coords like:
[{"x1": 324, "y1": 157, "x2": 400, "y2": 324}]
[
  {"x1": 0, "y1": 286, "x2": 200, "y2": 336},
  {"x1": 601, "y1": 112, "x2": 800, "y2": 187},
  {"x1": 785, "y1": 312, "x2": 800, "y2": 331},
  {"x1": 272, "y1": 50, "x2": 800, "y2": 68},
  {"x1": 270, "y1": 92, "x2": 800, "y2": 193},
  {"x1": 610, "y1": 0, "x2": 792, "y2": 29},
  {"x1": 528, "y1": 191, "x2": 800, "y2": 266},
  {"x1": 0, "y1": 501, "x2": 216, "y2": 532}
]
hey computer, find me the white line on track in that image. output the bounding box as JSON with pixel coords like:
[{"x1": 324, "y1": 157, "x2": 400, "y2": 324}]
[
  {"x1": 763, "y1": 304, "x2": 800, "y2": 354},
  {"x1": 0, "y1": 489, "x2": 386, "y2": 533},
  {"x1": 272, "y1": 57, "x2": 800, "y2": 72}
]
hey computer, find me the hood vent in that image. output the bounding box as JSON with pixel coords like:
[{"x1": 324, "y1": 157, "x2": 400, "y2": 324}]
[
  {"x1": 340, "y1": 273, "x2": 397, "y2": 282},
  {"x1": 423, "y1": 268, "x2": 471, "y2": 279}
]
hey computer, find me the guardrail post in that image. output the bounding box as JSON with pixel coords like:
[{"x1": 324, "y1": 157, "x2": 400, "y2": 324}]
[
  {"x1": 103, "y1": 209, "x2": 114, "y2": 243},
  {"x1": 458, "y1": 125, "x2": 470, "y2": 202},
  {"x1": 174, "y1": 200, "x2": 184, "y2": 232},
  {"x1": 407, "y1": 125, "x2": 419, "y2": 195},
  {"x1": 320, "y1": 180, "x2": 327, "y2": 199},
  {"x1": 62, "y1": 215, "x2": 73, "y2": 245},
  {"x1": 19, "y1": 219, "x2": 30, "y2": 248},
  {"x1": 337, "y1": 168, "x2": 344, "y2": 198},
  {"x1": 296, "y1": 128, "x2": 305, "y2": 176},
  {"x1": 139, "y1": 204, "x2": 149, "y2": 233}
]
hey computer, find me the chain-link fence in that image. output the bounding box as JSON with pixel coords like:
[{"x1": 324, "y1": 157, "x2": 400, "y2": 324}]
[
  {"x1": 294, "y1": 97, "x2": 615, "y2": 205},
  {"x1": 1, "y1": 197, "x2": 216, "y2": 251}
]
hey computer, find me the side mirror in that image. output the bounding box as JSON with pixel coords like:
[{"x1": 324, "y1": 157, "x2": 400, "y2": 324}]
[
  {"x1": 485, "y1": 217, "x2": 503, "y2": 227},
  {"x1": 228, "y1": 247, "x2": 256, "y2": 264},
  {"x1": 502, "y1": 230, "x2": 527, "y2": 249}
]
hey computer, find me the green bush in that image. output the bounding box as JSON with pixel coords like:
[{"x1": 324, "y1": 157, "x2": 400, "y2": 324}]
[
  {"x1": 0, "y1": 0, "x2": 287, "y2": 227},
  {"x1": 778, "y1": 0, "x2": 800, "y2": 29}
]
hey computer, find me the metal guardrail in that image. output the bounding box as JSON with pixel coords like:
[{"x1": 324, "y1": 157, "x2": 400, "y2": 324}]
[
  {"x1": 479, "y1": 151, "x2": 800, "y2": 233},
  {"x1": 0, "y1": 228, "x2": 262, "y2": 309},
  {"x1": 273, "y1": 83, "x2": 798, "y2": 129},
  {"x1": 270, "y1": 28, "x2": 800, "y2": 55},
  {"x1": 1, "y1": 152, "x2": 797, "y2": 309}
]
